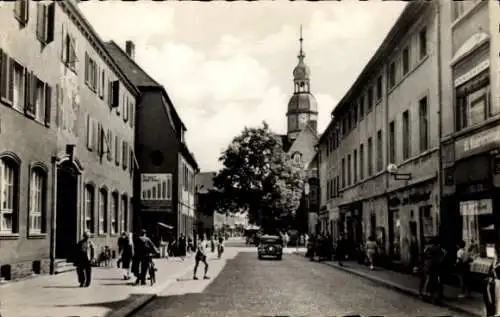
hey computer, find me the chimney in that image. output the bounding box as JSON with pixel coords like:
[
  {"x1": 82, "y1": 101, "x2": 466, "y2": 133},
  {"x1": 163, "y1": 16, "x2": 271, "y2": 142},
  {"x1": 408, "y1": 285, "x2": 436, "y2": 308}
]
[{"x1": 125, "y1": 41, "x2": 135, "y2": 60}]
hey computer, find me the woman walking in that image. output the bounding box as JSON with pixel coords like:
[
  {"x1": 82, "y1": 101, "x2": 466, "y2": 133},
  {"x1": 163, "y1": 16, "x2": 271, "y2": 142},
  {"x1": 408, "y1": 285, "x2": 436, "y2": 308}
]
[
  {"x1": 484, "y1": 250, "x2": 500, "y2": 316},
  {"x1": 456, "y1": 240, "x2": 472, "y2": 298},
  {"x1": 118, "y1": 232, "x2": 134, "y2": 280},
  {"x1": 366, "y1": 236, "x2": 377, "y2": 270}
]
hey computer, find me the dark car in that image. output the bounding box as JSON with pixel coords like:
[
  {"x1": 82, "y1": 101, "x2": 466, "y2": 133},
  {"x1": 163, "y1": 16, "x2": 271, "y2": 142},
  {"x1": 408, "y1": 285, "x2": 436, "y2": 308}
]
[{"x1": 258, "y1": 235, "x2": 283, "y2": 260}]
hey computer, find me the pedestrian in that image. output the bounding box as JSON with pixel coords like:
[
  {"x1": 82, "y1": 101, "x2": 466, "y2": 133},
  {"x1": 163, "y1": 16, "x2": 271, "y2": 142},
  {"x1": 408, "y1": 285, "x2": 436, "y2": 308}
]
[
  {"x1": 336, "y1": 234, "x2": 346, "y2": 266},
  {"x1": 217, "y1": 236, "x2": 224, "y2": 259},
  {"x1": 134, "y1": 229, "x2": 160, "y2": 285},
  {"x1": 188, "y1": 236, "x2": 194, "y2": 253},
  {"x1": 456, "y1": 240, "x2": 472, "y2": 298},
  {"x1": 366, "y1": 235, "x2": 377, "y2": 270},
  {"x1": 74, "y1": 231, "x2": 95, "y2": 287},
  {"x1": 118, "y1": 232, "x2": 134, "y2": 280},
  {"x1": 179, "y1": 234, "x2": 187, "y2": 260},
  {"x1": 420, "y1": 237, "x2": 445, "y2": 303},
  {"x1": 410, "y1": 234, "x2": 420, "y2": 273},
  {"x1": 193, "y1": 236, "x2": 209, "y2": 280},
  {"x1": 484, "y1": 250, "x2": 500, "y2": 317},
  {"x1": 210, "y1": 235, "x2": 216, "y2": 253}
]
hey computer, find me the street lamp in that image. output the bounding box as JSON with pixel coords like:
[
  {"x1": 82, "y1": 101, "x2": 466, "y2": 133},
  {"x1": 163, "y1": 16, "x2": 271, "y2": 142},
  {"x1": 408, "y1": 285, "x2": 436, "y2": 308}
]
[{"x1": 387, "y1": 163, "x2": 412, "y2": 181}]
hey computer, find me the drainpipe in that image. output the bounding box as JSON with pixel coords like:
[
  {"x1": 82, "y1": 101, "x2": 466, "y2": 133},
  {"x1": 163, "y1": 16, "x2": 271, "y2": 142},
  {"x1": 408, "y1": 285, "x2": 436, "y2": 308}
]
[
  {"x1": 435, "y1": 2, "x2": 444, "y2": 242},
  {"x1": 49, "y1": 156, "x2": 58, "y2": 275}
]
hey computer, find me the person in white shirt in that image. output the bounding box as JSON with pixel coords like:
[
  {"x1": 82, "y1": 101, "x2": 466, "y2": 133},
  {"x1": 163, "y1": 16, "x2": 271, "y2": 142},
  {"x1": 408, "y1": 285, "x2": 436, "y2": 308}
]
[{"x1": 193, "y1": 236, "x2": 209, "y2": 280}]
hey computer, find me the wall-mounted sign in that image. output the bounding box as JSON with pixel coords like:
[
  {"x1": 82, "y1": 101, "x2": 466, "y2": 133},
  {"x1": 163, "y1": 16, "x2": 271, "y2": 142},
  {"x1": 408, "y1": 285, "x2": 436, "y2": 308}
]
[
  {"x1": 455, "y1": 127, "x2": 500, "y2": 160},
  {"x1": 454, "y1": 59, "x2": 489, "y2": 87},
  {"x1": 141, "y1": 173, "x2": 173, "y2": 212},
  {"x1": 459, "y1": 199, "x2": 493, "y2": 216}
]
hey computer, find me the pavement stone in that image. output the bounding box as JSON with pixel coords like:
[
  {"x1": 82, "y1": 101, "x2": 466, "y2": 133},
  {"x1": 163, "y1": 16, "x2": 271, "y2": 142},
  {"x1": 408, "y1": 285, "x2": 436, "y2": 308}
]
[
  {"x1": 293, "y1": 251, "x2": 483, "y2": 317},
  {"x1": 0, "y1": 256, "x2": 195, "y2": 317}
]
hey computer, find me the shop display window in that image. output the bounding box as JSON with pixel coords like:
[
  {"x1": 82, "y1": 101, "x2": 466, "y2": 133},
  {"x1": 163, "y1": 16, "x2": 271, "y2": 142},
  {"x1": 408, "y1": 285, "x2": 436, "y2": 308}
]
[{"x1": 460, "y1": 199, "x2": 494, "y2": 258}]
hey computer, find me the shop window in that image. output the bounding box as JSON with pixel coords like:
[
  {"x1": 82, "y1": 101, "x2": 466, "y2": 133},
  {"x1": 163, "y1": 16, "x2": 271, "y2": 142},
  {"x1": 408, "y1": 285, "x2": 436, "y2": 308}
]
[
  {"x1": 455, "y1": 71, "x2": 490, "y2": 131},
  {"x1": 84, "y1": 184, "x2": 95, "y2": 233},
  {"x1": 419, "y1": 205, "x2": 434, "y2": 244},
  {"x1": 391, "y1": 209, "x2": 401, "y2": 260},
  {"x1": 460, "y1": 199, "x2": 494, "y2": 258}
]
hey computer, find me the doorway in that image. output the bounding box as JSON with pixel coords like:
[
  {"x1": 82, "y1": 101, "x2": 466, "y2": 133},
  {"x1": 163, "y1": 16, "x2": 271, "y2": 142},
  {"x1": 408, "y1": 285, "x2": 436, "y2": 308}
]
[{"x1": 55, "y1": 162, "x2": 79, "y2": 260}]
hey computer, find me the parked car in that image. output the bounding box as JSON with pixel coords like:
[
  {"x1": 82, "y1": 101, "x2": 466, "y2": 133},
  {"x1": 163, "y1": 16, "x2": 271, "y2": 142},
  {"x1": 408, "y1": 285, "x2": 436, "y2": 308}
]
[{"x1": 258, "y1": 235, "x2": 283, "y2": 260}]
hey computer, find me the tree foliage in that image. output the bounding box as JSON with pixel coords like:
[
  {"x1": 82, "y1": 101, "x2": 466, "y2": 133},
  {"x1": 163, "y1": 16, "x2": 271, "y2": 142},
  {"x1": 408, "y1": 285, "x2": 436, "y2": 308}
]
[{"x1": 213, "y1": 122, "x2": 305, "y2": 232}]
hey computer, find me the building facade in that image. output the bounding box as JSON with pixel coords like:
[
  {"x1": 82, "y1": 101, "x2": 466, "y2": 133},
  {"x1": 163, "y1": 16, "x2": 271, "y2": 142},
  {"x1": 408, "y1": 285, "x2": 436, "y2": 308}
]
[
  {"x1": 0, "y1": 0, "x2": 139, "y2": 279},
  {"x1": 319, "y1": 2, "x2": 441, "y2": 264},
  {"x1": 439, "y1": 0, "x2": 500, "y2": 274},
  {"x1": 105, "y1": 41, "x2": 198, "y2": 243}
]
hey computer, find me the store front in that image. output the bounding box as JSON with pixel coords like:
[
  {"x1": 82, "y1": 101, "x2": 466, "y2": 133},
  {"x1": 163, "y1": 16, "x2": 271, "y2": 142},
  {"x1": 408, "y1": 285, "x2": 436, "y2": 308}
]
[{"x1": 339, "y1": 202, "x2": 363, "y2": 258}]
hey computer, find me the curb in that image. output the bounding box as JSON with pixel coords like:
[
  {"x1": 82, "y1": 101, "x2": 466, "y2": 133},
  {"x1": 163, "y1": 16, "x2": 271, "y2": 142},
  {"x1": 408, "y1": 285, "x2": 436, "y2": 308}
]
[
  {"x1": 109, "y1": 264, "x2": 194, "y2": 317},
  {"x1": 292, "y1": 253, "x2": 481, "y2": 317}
]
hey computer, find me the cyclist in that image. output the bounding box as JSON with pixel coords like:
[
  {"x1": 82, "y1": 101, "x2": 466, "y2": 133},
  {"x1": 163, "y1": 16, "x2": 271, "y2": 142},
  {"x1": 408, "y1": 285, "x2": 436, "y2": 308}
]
[{"x1": 135, "y1": 229, "x2": 160, "y2": 285}]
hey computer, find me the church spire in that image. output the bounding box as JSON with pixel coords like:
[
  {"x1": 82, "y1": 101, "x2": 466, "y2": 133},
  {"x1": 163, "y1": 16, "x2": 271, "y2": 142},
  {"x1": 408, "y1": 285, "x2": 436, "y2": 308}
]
[{"x1": 298, "y1": 24, "x2": 305, "y2": 61}]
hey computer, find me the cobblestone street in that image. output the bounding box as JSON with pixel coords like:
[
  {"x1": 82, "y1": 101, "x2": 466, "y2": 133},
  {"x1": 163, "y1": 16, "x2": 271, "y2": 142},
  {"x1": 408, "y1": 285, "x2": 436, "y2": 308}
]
[{"x1": 133, "y1": 245, "x2": 474, "y2": 317}]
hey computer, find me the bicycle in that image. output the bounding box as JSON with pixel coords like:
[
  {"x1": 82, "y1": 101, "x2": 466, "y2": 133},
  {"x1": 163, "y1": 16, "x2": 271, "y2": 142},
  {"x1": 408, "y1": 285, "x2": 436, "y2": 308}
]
[{"x1": 147, "y1": 254, "x2": 157, "y2": 286}]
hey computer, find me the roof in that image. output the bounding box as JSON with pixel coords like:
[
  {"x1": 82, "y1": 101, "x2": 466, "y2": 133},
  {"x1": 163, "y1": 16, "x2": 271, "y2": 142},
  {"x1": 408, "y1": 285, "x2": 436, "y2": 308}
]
[
  {"x1": 62, "y1": 1, "x2": 139, "y2": 97},
  {"x1": 331, "y1": 2, "x2": 428, "y2": 117},
  {"x1": 104, "y1": 41, "x2": 186, "y2": 131},
  {"x1": 287, "y1": 93, "x2": 318, "y2": 112},
  {"x1": 180, "y1": 142, "x2": 199, "y2": 173}
]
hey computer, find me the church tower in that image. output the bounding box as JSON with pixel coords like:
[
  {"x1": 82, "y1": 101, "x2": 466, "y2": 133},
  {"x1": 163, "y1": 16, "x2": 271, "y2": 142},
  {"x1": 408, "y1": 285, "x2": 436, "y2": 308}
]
[{"x1": 286, "y1": 25, "x2": 318, "y2": 141}]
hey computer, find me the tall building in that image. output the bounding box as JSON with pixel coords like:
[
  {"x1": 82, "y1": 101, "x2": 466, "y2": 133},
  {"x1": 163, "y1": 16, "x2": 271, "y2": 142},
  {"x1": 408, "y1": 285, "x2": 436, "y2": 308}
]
[
  {"x1": 318, "y1": 2, "x2": 440, "y2": 264},
  {"x1": 0, "y1": 0, "x2": 139, "y2": 279},
  {"x1": 105, "y1": 41, "x2": 199, "y2": 243}
]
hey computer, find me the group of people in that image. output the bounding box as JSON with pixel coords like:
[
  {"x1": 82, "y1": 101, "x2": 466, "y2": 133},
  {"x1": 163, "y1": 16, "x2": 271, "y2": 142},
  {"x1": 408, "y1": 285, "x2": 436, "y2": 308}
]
[{"x1": 73, "y1": 230, "x2": 226, "y2": 287}]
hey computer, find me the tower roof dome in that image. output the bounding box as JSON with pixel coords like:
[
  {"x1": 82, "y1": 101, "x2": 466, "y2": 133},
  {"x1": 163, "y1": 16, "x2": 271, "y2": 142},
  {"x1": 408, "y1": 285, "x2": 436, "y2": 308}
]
[
  {"x1": 287, "y1": 93, "x2": 318, "y2": 112},
  {"x1": 293, "y1": 61, "x2": 310, "y2": 80}
]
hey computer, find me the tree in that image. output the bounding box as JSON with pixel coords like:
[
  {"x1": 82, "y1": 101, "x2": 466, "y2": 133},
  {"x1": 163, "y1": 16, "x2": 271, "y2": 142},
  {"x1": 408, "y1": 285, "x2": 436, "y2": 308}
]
[{"x1": 213, "y1": 122, "x2": 305, "y2": 232}]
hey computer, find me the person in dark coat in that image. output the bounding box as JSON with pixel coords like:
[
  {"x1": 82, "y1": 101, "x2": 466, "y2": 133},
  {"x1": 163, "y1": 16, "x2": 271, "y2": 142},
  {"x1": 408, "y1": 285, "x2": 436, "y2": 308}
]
[
  {"x1": 179, "y1": 234, "x2": 187, "y2": 260},
  {"x1": 74, "y1": 231, "x2": 95, "y2": 287},
  {"x1": 133, "y1": 229, "x2": 159, "y2": 285},
  {"x1": 118, "y1": 232, "x2": 134, "y2": 280},
  {"x1": 484, "y1": 252, "x2": 500, "y2": 316},
  {"x1": 336, "y1": 234, "x2": 346, "y2": 266}
]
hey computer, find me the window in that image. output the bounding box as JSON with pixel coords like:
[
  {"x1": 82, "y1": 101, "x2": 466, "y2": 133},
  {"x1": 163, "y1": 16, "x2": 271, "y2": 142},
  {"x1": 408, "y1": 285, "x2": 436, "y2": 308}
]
[
  {"x1": 460, "y1": 199, "x2": 494, "y2": 260},
  {"x1": 111, "y1": 192, "x2": 118, "y2": 234},
  {"x1": 29, "y1": 169, "x2": 45, "y2": 234},
  {"x1": 402, "y1": 47, "x2": 410, "y2": 75},
  {"x1": 129, "y1": 99, "x2": 135, "y2": 128},
  {"x1": 376, "y1": 75, "x2": 382, "y2": 101},
  {"x1": 341, "y1": 158, "x2": 346, "y2": 188},
  {"x1": 0, "y1": 159, "x2": 17, "y2": 234},
  {"x1": 353, "y1": 103, "x2": 358, "y2": 125},
  {"x1": 62, "y1": 33, "x2": 77, "y2": 71},
  {"x1": 12, "y1": 61, "x2": 25, "y2": 111},
  {"x1": 368, "y1": 137, "x2": 373, "y2": 176},
  {"x1": 367, "y1": 87, "x2": 373, "y2": 111},
  {"x1": 359, "y1": 144, "x2": 364, "y2": 180},
  {"x1": 389, "y1": 120, "x2": 396, "y2": 163},
  {"x1": 353, "y1": 149, "x2": 357, "y2": 184},
  {"x1": 359, "y1": 97, "x2": 364, "y2": 119},
  {"x1": 419, "y1": 27, "x2": 427, "y2": 60},
  {"x1": 84, "y1": 185, "x2": 95, "y2": 233},
  {"x1": 347, "y1": 155, "x2": 352, "y2": 186},
  {"x1": 34, "y1": 78, "x2": 45, "y2": 122},
  {"x1": 419, "y1": 205, "x2": 434, "y2": 250},
  {"x1": 122, "y1": 140, "x2": 128, "y2": 170},
  {"x1": 98, "y1": 189, "x2": 107, "y2": 234},
  {"x1": 100, "y1": 70, "x2": 105, "y2": 100},
  {"x1": 453, "y1": 0, "x2": 481, "y2": 21},
  {"x1": 377, "y1": 130, "x2": 383, "y2": 171},
  {"x1": 402, "y1": 110, "x2": 410, "y2": 160},
  {"x1": 121, "y1": 195, "x2": 128, "y2": 232},
  {"x1": 389, "y1": 62, "x2": 396, "y2": 88},
  {"x1": 115, "y1": 135, "x2": 121, "y2": 166},
  {"x1": 84, "y1": 53, "x2": 98, "y2": 91},
  {"x1": 419, "y1": 96, "x2": 429, "y2": 152},
  {"x1": 14, "y1": 0, "x2": 29, "y2": 26},
  {"x1": 111, "y1": 80, "x2": 120, "y2": 108},
  {"x1": 455, "y1": 73, "x2": 490, "y2": 131},
  {"x1": 36, "y1": 2, "x2": 55, "y2": 44}
]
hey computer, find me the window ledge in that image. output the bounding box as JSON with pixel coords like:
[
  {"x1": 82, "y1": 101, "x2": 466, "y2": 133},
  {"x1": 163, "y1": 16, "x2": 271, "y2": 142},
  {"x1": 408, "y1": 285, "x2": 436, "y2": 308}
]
[
  {"x1": 451, "y1": 1, "x2": 486, "y2": 31},
  {"x1": 451, "y1": 114, "x2": 500, "y2": 141},
  {"x1": 28, "y1": 233, "x2": 47, "y2": 239},
  {"x1": 399, "y1": 147, "x2": 439, "y2": 168},
  {"x1": 0, "y1": 233, "x2": 20, "y2": 240}
]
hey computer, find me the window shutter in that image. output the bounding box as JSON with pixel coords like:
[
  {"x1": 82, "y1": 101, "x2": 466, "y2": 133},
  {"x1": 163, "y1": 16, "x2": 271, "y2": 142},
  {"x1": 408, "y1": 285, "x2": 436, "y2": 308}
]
[
  {"x1": 69, "y1": 37, "x2": 77, "y2": 70},
  {"x1": 108, "y1": 80, "x2": 113, "y2": 106},
  {"x1": 24, "y1": 71, "x2": 35, "y2": 116},
  {"x1": 0, "y1": 49, "x2": 8, "y2": 102},
  {"x1": 129, "y1": 100, "x2": 134, "y2": 128},
  {"x1": 84, "y1": 52, "x2": 89, "y2": 84},
  {"x1": 44, "y1": 84, "x2": 52, "y2": 127},
  {"x1": 122, "y1": 141, "x2": 127, "y2": 169},
  {"x1": 100, "y1": 70, "x2": 105, "y2": 99},
  {"x1": 86, "y1": 114, "x2": 92, "y2": 150},
  {"x1": 115, "y1": 135, "x2": 121, "y2": 166},
  {"x1": 107, "y1": 129, "x2": 113, "y2": 161},
  {"x1": 112, "y1": 80, "x2": 119, "y2": 108},
  {"x1": 55, "y1": 84, "x2": 61, "y2": 128},
  {"x1": 92, "y1": 119, "x2": 99, "y2": 151},
  {"x1": 129, "y1": 147, "x2": 134, "y2": 176},
  {"x1": 46, "y1": 3, "x2": 55, "y2": 43},
  {"x1": 36, "y1": 3, "x2": 46, "y2": 42}
]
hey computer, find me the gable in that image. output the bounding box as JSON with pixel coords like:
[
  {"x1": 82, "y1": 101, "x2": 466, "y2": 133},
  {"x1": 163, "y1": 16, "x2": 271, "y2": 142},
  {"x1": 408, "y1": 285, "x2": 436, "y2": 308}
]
[{"x1": 287, "y1": 128, "x2": 318, "y2": 168}]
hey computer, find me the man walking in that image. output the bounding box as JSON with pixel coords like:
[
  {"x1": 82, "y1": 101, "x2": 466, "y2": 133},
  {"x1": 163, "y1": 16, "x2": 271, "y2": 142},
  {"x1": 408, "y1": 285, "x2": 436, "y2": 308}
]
[
  {"x1": 75, "y1": 231, "x2": 95, "y2": 287},
  {"x1": 193, "y1": 236, "x2": 209, "y2": 280},
  {"x1": 134, "y1": 229, "x2": 159, "y2": 285}
]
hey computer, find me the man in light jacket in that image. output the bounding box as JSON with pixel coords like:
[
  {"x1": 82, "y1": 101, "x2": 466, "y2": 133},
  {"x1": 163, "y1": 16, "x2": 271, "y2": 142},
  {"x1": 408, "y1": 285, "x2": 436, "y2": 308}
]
[{"x1": 75, "y1": 231, "x2": 95, "y2": 287}]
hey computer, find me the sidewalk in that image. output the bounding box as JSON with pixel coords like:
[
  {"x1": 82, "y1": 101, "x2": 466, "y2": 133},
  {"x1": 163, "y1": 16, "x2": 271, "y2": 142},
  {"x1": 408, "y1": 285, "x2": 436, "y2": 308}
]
[
  {"x1": 294, "y1": 252, "x2": 483, "y2": 317},
  {"x1": 0, "y1": 256, "x2": 194, "y2": 317}
]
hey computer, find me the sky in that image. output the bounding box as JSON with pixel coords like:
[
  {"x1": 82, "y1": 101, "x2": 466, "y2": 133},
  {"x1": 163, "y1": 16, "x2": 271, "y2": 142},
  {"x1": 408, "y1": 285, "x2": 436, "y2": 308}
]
[{"x1": 79, "y1": 0, "x2": 406, "y2": 172}]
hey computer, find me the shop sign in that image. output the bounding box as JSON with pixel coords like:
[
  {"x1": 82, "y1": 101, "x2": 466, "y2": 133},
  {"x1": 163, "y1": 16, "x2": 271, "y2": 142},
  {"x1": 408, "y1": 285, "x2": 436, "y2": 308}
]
[
  {"x1": 141, "y1": 173, "x2": 173, "y2": 212},
  {"x1": 455, "y1": 127, "x2": 500, "y2": 160},
  {"x1": 454, "y1": 59, "x2": 489, "y2": 87},
  {"x1": 459, "y1": 199, "x2": 493, "y2": 216}
]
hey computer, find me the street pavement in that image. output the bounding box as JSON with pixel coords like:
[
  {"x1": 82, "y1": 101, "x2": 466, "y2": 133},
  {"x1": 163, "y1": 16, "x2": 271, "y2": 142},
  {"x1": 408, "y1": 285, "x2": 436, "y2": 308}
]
[
  {"x1": 132, "y1": 241, "x2": 473, "y2": 317},
  {"x1": 0, "y1": 256, "x2": 194, "y2": 317}
]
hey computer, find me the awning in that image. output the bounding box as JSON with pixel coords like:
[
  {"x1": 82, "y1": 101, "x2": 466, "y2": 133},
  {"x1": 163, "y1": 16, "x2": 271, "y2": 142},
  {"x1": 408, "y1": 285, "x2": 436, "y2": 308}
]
[{"x1": 157, "y1": 222, "x2": 174, "y2": 230}]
